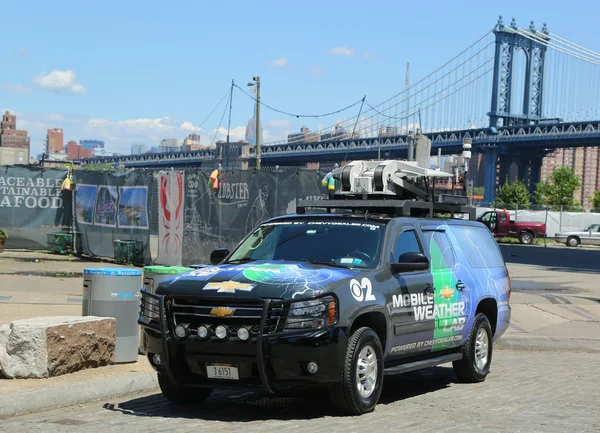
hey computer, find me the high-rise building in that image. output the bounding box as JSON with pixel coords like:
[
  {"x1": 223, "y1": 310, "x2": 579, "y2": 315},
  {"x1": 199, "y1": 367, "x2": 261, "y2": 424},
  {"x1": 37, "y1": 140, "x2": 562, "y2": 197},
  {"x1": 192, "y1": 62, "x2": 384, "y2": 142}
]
[
  {"x1": 287, "y1": 126, "x2": 319, "y2": 144},
  {"x1": 183, "y1": 134, "x2": 202, "y2": 151},
  {"x1": 80, "y1": 140, "x2": 105, "y2": 149},
  {"x1": 245, "y1": 105, "x2": 263, "y2": 145},
  {"x1": 46, "y1": 128, "x2": 64, "y2": 154},
  {"x1": 0, "y1": 111, "x2": 30, "y2": 150},
  {"x1": 321, "y1": 125, "x2": 349, "y2": 141},
  {"x1": 541, "y1": 146, "x2": 600, "y2": 208},
  {"x1": 160, "y1": 138, "x2": 180, "y2": 153},
  {"x1": 131, "y1": 143, "x2": 147, "y2": 155}
]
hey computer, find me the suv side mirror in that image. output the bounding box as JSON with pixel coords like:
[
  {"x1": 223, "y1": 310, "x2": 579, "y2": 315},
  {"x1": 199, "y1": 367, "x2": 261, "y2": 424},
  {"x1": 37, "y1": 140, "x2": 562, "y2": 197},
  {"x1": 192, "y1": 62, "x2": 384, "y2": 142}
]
[
  {"x1": 390, "y1": 252, "x2": 429, "y2": 274},
  {"x1": 210, "y1": 248, "x2": 230, "y2": 265}
]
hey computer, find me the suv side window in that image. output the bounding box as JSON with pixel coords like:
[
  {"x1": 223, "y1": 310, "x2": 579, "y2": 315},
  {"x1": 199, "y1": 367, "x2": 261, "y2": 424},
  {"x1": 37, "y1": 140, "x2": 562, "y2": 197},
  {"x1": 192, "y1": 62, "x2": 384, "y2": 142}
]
[
  {"x1": 391, "y1": 229, "x2": 422, "y2": 262},
  {"x1": 421, "y1": 230, "x2": 456, "y2": 269},
  {"x1": 450, "y1": 224, "x2": 505, "y2": 268}
]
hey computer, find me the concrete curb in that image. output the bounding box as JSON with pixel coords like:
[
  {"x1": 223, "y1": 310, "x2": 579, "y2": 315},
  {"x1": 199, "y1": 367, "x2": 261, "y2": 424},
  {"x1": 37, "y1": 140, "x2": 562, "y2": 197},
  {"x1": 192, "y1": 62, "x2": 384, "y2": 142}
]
[
  {"x1": 497, "y1": 335, "x2": 600, "y2": 353},
  {"x1": 0, "y1": 372, "x2": 158, "y2": 420}
]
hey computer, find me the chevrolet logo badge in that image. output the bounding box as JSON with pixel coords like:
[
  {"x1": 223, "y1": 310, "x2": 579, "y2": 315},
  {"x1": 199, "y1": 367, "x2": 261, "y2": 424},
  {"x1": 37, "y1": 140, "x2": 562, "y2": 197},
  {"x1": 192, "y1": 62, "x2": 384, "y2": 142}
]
[
  {"x1": 203, "y1": 281, "x2": 254, "y2": 293},
  {"x1": 209, "y1": 306, "x2": 235, "y2": 317}
]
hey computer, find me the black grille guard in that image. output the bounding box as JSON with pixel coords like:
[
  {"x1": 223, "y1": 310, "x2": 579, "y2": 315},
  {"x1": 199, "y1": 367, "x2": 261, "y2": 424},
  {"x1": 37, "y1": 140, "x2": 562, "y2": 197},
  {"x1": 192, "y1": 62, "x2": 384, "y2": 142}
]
[
  {"x1": 150, "y1": 292, "x2": 276, "y2": 393},
  {"x1": 139, "y1": 289, "x2": 338, "y2": 394}
]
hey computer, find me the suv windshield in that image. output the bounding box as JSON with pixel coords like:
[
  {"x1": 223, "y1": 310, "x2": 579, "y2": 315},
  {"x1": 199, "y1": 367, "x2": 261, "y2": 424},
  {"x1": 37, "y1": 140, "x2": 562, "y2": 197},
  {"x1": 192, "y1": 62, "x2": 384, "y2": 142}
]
[{"x1": 227, "y1": 219, "x2": 385, "y2": 269}]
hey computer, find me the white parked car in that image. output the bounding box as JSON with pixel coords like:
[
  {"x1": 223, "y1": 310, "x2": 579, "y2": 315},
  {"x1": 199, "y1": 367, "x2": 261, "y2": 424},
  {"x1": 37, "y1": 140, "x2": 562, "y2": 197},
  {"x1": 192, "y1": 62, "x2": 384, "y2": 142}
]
[{"x1": 554, "y1": 224, "x2": 600, "y2": 247}]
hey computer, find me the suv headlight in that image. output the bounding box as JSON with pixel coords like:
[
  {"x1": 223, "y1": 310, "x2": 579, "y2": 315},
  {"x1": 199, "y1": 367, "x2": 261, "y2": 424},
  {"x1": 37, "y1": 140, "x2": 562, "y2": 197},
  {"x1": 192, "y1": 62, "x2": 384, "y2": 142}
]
[{"x1": 284, "y1": 296, "x2": 337, "y2": 330}]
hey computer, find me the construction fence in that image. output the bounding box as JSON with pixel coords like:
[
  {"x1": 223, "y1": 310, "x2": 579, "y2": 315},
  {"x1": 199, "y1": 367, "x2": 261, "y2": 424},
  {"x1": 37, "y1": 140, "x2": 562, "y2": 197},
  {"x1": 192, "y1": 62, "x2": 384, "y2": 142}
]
[{"x1": 2, "y1": 165, "x2": 598, "y2": 264}]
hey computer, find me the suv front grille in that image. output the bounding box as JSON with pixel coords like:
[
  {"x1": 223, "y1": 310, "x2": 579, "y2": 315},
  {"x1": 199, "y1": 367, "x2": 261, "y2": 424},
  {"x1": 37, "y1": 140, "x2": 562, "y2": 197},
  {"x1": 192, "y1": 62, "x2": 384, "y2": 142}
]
[{"x1": 167, "y1": 298, "x2": 287, "y2": 339}]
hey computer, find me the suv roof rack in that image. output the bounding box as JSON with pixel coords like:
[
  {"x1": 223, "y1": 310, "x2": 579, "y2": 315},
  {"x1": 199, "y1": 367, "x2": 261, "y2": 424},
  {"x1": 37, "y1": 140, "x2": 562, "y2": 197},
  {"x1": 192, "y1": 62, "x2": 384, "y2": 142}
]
[{"x1": 298, "y1": 155, "x2": 476, "y2": 220}]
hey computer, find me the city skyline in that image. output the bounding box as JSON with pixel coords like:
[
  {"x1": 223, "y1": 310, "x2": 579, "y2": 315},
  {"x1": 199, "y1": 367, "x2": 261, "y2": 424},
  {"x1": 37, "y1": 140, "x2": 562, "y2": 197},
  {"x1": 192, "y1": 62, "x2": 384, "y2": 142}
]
[{"x1": 2, "y1": 1, "x2": 599, "y2": 156}]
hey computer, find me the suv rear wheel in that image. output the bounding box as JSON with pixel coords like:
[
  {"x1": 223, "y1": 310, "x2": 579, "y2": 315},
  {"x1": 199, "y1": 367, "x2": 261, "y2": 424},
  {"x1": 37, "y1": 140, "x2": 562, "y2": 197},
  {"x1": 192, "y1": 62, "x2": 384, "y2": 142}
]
[
  {"x1": 329, "y1": 327, "x2": 384, "y2": 415},
  {"x1": 453, "y1": 313, "x2": 493, "y2": 383},
  {"x1": 158, "y1": 373, "x2": 213, "y2": 404}
]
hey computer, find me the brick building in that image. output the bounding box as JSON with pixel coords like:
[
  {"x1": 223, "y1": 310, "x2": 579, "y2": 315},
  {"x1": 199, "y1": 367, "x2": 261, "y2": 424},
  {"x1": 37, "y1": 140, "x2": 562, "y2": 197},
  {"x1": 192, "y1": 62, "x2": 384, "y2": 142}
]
[
  {"x1": 46, "y1": 128, "x2": 64, "y2": 154},
  {"x1": 541, "y1": 146, "x2": 600, "y2": 208},
  {"x1": 67, "y1": 141, "x2": 94, "y2": 160},
  {"x1": 0, "y1": 111, "x2": 31, "y2": 164},
  {"x1": 0, "y1": 111, "x2": 30, "y2": 149}
]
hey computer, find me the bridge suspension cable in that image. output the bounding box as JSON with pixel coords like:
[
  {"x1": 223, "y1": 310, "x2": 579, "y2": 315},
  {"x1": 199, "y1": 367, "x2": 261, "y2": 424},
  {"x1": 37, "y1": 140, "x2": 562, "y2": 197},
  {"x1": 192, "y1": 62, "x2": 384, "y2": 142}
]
[
  {"x1": 262, "y1": 30, "x2": 496, "y2": 146},
  {"x1": 177, "y1": 86, "x2": 232, "y2": 147},
  {"x1": 512, "y1": 26, "x2": 600, "y2": 122}
]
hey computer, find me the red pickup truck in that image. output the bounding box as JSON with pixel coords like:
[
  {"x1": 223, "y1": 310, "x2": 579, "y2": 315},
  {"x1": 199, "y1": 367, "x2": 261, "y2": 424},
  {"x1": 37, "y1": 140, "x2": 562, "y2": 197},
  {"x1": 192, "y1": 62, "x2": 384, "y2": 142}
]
[{"x1": 477, "y1": 210, "x2": 546, "y2": 244}]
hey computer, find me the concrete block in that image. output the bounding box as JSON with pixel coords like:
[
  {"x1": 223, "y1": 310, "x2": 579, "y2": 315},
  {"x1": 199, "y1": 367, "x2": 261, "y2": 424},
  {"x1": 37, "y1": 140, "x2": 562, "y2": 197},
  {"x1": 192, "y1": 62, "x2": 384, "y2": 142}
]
[{"x1": 0, "y1": 316, "x2": 115, "y2": 379}]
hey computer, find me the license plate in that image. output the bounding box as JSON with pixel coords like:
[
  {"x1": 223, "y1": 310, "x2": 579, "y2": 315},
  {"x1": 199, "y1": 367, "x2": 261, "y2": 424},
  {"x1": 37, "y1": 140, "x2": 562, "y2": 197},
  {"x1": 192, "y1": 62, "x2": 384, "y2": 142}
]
[{"x1": 206, "y1": 363, "x2": 239, "y2": 380}]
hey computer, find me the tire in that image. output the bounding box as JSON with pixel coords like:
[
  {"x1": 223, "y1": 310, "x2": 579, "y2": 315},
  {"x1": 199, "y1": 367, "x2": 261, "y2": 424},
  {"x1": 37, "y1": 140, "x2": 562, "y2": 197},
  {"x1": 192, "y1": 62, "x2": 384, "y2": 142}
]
[
  {"x1": 158, "y1": 373, "x2": 213, "y2": 405},
  {"x1": 567, "y1": 236, "x2": 579, "y2": 247},
  {"x1": 519, "y1": 232, "x2": 534, "y2": 244},
  {"x1": 453, "y1": 313, "x2": 493, "y2": 383},
  {"x1": 328, "y1": 327, "x2": 384, "y2": 415}
]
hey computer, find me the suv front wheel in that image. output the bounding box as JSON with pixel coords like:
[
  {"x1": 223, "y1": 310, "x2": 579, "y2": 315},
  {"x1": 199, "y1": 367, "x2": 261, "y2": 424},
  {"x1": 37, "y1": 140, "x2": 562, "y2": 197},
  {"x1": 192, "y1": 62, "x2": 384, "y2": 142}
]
[
  {"x1": 329, "y1": 327, "x2": 384, "y2": 415},
  {"x1": 453, "y1": 313, "x2": 493, "y2": 383},
  {"x1": 158, "y1": 373, "x2": 213, "y2": 405}
]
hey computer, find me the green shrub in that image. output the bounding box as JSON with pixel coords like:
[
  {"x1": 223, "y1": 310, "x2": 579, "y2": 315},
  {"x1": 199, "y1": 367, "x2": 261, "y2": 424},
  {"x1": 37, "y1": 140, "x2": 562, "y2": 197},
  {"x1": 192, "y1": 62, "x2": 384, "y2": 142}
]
[{"x1": 0, "y1": 229, "x2": 7, "y2": 239}]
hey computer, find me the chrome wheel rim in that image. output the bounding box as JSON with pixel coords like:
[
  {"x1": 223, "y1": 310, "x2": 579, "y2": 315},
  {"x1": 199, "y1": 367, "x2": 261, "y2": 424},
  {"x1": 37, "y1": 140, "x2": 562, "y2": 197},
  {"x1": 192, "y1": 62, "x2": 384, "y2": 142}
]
[
  {"x1": 474, "y1": 328, "x2": 489, "y2": 372},
  {"x1": 522, "y1": 234, "x2": 532, "y2": 243},
  {"x1": 356, "y1": 345, "x2": 378, "y2": 398}
]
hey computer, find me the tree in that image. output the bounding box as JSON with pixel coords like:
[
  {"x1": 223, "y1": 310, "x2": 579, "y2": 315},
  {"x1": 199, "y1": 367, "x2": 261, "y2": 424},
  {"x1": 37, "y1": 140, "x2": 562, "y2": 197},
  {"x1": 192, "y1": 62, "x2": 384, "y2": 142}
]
[
  {"x1": 591, "y1": 189, "x2": 600, "y2": 210},
  {"x1": 473, "y1": 186, "x2": 485, "y2": 197},
  {"x1": 495, "y1": 180, "x2": 530, "y2": 208},
  {"x1": 534, "y1": 167, "x2": 581, "y2": 210}
]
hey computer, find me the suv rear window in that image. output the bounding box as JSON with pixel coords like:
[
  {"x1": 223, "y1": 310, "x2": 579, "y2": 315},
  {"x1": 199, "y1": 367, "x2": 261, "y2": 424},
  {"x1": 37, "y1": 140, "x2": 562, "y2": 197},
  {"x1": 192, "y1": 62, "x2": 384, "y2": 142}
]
[{"x1": 449, "y1": 224, "x2": 505, "y2": 268}]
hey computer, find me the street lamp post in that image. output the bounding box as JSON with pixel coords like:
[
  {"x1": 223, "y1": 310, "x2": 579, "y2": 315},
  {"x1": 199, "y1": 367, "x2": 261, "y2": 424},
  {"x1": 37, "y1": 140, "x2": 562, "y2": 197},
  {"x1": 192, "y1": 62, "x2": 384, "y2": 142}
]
[{"x1": 248, "y1": 76, "x2": 261, "y2": 169}]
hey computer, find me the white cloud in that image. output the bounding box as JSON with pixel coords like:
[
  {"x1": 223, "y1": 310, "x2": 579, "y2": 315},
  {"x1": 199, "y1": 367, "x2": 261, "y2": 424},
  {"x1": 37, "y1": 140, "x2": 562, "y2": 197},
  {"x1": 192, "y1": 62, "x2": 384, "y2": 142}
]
[
  {"x1": 32, "y1": 69, "x2": 87, "y2": 93},
  {"x1": 307, "y1": 67, "x2": 324, "y2": 75},
  {"x1": 181, "y1": 121, "x2": 199, "y2": 132},
  {"x1": 2, "y1": 83, "x2": 32, "y2": 94},
  {"x1": 45, "y1": 113, "x2": 65, "y2": 122},
  {"x1": 328, "y1": 46, "x2": 354, "y2": 56},
  {"x1": 267, "y1": 58, "x2": 289, "y2": 69},
  {"x1": 266, "y1": 119, "x2": 292, "y2": 129},
  {"x1": 362, "y1": 51, "x2": 376, "y2": 60}
]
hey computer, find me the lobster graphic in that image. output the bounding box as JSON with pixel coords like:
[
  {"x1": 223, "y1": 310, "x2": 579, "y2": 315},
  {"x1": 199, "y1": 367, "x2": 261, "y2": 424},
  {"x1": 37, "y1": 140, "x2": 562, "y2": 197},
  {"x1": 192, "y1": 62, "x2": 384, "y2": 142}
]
[{"x1": 159, "y1": 171, "x2": 183, "y2": 254}]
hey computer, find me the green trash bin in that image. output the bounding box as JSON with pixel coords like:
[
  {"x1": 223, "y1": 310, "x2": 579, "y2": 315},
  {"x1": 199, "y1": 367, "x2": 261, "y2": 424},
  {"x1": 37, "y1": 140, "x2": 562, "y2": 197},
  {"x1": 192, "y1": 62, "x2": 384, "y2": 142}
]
[
  {"x1": 47, "y1": 232, "x2": 73, "y2": 254},
  {"x1": 139, "y1": 265, "x2": 193, "y2": 352},
  {"x1": 113, "y1": 240, "x2": 144, "y2": 266}
]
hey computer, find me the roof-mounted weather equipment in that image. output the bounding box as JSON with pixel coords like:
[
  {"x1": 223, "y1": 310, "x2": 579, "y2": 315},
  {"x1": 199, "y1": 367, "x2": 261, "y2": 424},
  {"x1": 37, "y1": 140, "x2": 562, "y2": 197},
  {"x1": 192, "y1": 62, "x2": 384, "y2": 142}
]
[{"x1": 298, "y1": 133, "x2": 476, "y2": 220}]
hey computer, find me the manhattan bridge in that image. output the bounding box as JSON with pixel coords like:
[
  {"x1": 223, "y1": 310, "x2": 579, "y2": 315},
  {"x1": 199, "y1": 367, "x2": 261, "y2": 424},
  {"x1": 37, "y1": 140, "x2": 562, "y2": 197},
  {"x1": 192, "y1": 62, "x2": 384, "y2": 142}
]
[{"x1": 79, "y1": 18, "x2": 600, "y2": 204}]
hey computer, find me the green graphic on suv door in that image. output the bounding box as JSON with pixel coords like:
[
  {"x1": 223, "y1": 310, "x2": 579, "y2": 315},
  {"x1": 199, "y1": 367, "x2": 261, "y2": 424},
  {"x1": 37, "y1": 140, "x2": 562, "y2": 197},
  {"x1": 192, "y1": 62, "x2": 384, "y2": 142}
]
[{"x1": 425, "y1": 231, "x2": 465, "y2": 352}]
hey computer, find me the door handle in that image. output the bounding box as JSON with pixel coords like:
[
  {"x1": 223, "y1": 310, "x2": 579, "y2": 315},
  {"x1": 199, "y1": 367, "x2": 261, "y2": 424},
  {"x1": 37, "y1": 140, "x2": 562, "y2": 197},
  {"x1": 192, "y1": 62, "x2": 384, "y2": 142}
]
[
  {"x1": 424, "y1": 284, "x2": 435, "y2": 295},
  {"x1": 456, "y1": 281, "x2": 466, "y2": 291}
]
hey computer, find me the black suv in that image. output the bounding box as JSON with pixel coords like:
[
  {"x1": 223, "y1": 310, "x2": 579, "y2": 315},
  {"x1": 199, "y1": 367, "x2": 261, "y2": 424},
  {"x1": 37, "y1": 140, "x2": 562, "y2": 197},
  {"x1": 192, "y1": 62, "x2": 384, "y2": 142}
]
[{"x1": 139, "y1": 212, "x2": 511, "y2": 414}]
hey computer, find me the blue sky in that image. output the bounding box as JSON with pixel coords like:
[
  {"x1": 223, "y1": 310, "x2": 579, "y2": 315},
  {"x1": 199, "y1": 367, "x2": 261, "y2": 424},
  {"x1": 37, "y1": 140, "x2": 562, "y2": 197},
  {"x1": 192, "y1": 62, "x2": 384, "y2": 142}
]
[{"x1": 2, "y1": 0, "x2": 599, "y2": 155}]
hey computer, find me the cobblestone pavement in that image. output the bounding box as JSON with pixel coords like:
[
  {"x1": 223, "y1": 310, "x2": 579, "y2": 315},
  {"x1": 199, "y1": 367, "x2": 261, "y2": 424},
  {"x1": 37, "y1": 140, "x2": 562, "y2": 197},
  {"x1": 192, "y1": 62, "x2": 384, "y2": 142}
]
[{"x1": 1, "y1": 350, "x2": 598, "y2": 433}]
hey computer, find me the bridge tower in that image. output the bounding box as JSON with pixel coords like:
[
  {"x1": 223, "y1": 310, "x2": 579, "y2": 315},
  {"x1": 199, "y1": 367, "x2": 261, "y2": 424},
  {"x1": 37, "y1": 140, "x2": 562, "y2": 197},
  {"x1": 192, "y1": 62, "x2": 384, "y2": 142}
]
[
  {"x1": 483, "y1": 17, "x2": 551, "y2": 204},
  {"x1": 489, "y1": 17, "x2": 549, "y2": 127}
]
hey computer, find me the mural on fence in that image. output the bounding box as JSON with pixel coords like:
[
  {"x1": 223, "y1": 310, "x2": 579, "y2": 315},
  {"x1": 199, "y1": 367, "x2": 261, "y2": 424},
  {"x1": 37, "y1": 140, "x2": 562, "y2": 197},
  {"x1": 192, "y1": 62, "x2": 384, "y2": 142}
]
[
  {"x1": 181, "y1": 169, "x2": 324, "y2": 265},
  {"x1": 74, "y1": 170, "x2": 153, "y2": 264},
  {"x1": 0, "y1": 166, "x2": 70, "y2": 249},
  {"x1": 156, "y1": 170, "x2": 184, "y2": 266}
]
